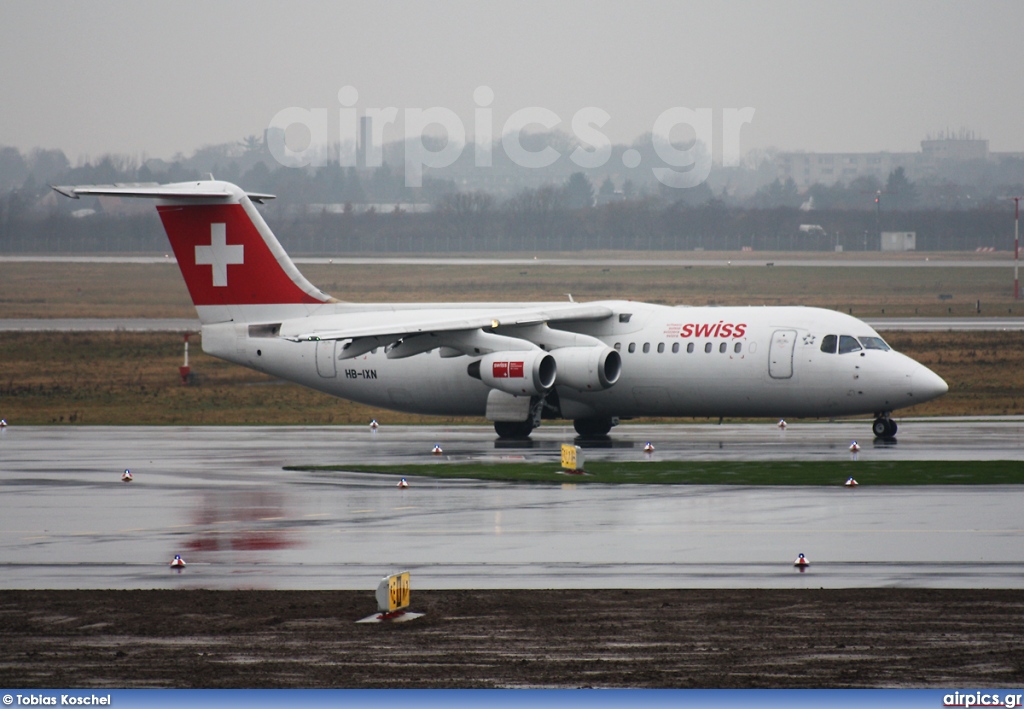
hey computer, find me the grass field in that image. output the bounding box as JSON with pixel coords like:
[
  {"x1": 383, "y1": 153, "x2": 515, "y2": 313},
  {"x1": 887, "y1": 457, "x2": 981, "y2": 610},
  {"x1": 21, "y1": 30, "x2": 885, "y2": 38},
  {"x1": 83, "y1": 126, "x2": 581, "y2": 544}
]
[
  {"x1": 1, "y1": 256, "x2": 1022, "y2": 425},
  {"x1": 1, "y1": 255, "x2": 1022, "y2": 318},
  {"x1": 288, "y1": 460, "x2": 1024, "y2": 485}
]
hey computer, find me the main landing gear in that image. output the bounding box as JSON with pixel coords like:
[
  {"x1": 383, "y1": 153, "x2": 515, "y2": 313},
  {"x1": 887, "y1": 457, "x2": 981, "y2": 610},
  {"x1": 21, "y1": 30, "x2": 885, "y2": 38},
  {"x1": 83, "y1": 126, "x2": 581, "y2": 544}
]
[
  {"x1": 493, "y1": 416, "x2": 619, "y2": 440},
  {"x1": 872, "y1": 414, "x2": 898, "y2": 440},
  {"x1": 573, "y1": 416, "x2": 617, "y2": 439},
  {"x1": 493, "y1": 420, "x2": 534, "y2": 439}
]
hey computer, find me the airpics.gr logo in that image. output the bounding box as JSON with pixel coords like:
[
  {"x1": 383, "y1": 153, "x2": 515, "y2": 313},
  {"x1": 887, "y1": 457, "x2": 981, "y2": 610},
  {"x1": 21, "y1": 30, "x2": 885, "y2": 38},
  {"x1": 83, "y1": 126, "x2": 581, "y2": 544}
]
[
  {"x1": 943, "y1": 691, "x2": 1023, "y2": 708},
  {"x1": 266, "y1": 85, "x2": 755, "y2": 188},
  {"x1": 679, "y1": 322, "x2": 748, "y2": 339}
]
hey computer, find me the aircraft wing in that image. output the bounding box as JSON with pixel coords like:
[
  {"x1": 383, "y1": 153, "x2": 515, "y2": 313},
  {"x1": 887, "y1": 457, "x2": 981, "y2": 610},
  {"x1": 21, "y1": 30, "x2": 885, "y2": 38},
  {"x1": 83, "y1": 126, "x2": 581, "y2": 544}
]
[{"x1": 285, "y1": 302, "x2": 615, "y2": 343}]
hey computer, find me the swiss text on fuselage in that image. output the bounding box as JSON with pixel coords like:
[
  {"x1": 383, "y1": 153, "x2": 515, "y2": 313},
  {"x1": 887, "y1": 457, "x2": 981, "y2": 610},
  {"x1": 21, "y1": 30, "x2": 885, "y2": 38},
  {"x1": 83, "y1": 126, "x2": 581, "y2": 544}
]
[{"x1": 679, "y1": 322, "x2": 747, "y2": 338}]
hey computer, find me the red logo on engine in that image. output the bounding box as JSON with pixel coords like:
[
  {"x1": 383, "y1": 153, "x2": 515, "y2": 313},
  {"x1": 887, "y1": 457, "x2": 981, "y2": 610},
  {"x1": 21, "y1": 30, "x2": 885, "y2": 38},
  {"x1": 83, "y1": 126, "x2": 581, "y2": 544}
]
[{"x1": 492, "y1": 361, "x2": 525, "y2": 378}]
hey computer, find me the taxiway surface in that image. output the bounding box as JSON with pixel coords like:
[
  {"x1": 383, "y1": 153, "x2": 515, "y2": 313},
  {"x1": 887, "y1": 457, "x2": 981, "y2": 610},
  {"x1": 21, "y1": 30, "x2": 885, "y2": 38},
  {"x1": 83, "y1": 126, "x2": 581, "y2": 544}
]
[{"x1": 1, "y1": 421, "x2": 1021, "y2": 591}]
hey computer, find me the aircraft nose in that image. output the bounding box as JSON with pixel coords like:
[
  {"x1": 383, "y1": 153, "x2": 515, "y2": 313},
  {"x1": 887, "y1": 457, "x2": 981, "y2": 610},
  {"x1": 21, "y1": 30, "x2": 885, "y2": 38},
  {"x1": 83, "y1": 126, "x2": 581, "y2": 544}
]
[{"x1": 911, "y1": 365, "x2": 948, "y2": 403}]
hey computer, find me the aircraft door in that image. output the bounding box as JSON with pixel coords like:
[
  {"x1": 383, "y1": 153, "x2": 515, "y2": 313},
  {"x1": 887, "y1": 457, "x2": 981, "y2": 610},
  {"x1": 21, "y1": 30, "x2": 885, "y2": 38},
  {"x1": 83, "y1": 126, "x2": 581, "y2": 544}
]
[
  {"x1": 316, "y1": 340, "x2": 337, "y2": 378},
  {"x1": 768, "y1": 329, "x2": 797, "y2": 379}
]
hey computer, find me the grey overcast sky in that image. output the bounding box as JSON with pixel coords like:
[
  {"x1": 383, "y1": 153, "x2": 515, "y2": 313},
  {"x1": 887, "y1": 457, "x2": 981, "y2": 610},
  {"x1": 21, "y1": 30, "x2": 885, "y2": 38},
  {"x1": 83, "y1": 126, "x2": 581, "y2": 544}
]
[{"x1": 1, "y1": 0, "x2": 1021, "y2": 163}]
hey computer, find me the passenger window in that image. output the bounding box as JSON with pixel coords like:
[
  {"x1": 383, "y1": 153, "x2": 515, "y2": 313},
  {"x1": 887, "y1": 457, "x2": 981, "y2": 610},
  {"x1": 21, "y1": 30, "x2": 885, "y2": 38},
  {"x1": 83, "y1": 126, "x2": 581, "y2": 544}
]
[
  {"x1": 628, "y1": 343, "x2": 636, "y2": 353},
  {"x1": 614, "y1": 342, "x2": 621, "y2": 351},
  {"x1": 734, "y1": 342, "x2": 742, "y2": 354},
  {"x1": 643, "y1": 343, "x2": 651, "y2": 353},
  {"x1": 719, "y1": 342, "x2": 727, "y2": 353},
  {"x1": 820, "y1": 334, "x2": 837, "y2": 354},
  {"x1": 687, "y1": 342, "x2": 694, "y2": 353},
  {"x1": 838, "y1": 335, "x2": 862, "y2": 354},
  {"x1": 657, "y1": 343, "x2": 665, "y2": 353},
  {"x1": 704, "y1": 343, "x2": 712, "y2": 353},
  {"x1": 672, "y1": 342, "x2": 680, "y2": 353}
]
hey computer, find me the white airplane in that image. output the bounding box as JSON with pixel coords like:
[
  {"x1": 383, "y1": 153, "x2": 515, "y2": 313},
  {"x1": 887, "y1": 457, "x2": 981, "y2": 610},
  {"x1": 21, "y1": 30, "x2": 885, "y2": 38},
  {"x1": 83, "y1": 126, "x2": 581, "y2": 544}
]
[{"x1": 53, "y1": 180, "x2": 948, "y2": 440}]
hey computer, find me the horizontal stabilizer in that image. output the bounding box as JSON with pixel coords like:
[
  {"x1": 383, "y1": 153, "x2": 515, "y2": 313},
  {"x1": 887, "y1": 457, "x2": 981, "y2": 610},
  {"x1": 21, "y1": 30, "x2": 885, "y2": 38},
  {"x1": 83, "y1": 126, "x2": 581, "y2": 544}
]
[{"x1": 52, "y1": 182, "x2": 276, "y2": 204}]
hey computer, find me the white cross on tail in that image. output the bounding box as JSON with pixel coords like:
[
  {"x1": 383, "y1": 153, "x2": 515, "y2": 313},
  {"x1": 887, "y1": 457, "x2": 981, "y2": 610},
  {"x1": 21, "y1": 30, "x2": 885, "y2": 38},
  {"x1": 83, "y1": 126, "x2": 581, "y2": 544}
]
[{"x1": 194, "y1": 223, "x2": 244, "y2": 287}]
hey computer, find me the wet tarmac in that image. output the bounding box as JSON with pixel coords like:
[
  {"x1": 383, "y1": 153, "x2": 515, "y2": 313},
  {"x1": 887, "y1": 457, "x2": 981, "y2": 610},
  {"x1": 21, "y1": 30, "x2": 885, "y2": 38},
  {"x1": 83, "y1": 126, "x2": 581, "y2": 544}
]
[{"x1": 0, "y1": 421, "x2": 1022, "y2": 590}]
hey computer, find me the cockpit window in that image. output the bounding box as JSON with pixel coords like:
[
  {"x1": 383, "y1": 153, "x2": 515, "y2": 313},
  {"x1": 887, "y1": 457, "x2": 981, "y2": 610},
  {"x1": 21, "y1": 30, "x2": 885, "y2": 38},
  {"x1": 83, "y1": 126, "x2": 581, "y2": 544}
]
[
  {"x1": 820, "y1": 334, "x2": 838, "y2": 354},
  {"x1": 838, "y1": 335, "x2": 862, "y2": 354},
  {"x1": 859, "y1": 336, "x2": 891, "y2": 351}
]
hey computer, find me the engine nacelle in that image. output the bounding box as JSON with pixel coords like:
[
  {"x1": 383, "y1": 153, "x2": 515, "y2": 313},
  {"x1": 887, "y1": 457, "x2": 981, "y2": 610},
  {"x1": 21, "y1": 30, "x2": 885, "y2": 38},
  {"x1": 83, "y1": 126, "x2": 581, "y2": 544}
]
[
  {"x1": 550, "y1": 346, "x2": 622, "y2": 391},
  {"x1": 469, "y1": 350, "x2": 557, "y2": 396}
]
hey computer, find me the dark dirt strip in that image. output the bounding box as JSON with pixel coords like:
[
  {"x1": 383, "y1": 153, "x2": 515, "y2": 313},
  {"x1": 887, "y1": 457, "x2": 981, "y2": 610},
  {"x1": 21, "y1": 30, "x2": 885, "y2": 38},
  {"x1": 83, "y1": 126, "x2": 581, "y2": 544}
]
[{"x1": 2, "y1": 589, "x2": 1023, "y2": 688}]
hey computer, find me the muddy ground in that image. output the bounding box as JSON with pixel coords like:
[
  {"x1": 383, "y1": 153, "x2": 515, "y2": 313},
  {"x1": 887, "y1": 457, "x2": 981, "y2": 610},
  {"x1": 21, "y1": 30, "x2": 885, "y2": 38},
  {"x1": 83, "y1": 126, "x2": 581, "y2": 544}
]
[{"x1": 1, "y1": 589, "x2": 1023, "y2": 688}]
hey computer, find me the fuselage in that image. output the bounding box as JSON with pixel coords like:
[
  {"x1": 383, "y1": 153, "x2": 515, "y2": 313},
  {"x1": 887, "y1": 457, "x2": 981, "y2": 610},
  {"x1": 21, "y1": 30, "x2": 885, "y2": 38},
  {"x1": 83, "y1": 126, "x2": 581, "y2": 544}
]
[{"x1": 202, "y1": 300, "x2": 947, "y2": 422}]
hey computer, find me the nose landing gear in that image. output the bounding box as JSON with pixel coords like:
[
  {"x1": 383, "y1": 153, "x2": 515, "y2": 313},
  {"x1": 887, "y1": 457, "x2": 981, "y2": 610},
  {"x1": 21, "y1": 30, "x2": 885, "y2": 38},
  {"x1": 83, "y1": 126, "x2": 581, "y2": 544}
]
[{"x1": 872, "y1": 414, "x2": 898, "y2": 439}]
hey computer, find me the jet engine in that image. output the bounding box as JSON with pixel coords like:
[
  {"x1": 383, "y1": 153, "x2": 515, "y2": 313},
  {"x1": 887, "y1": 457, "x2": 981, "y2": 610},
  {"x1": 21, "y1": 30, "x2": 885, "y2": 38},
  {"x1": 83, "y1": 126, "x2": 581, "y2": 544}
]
[
  {"x1": 550, "y1": 346, "x2": 622, "y2": 391},
  {"x1": 468, "y1": 350, "x2": 557, "y2": 396}
]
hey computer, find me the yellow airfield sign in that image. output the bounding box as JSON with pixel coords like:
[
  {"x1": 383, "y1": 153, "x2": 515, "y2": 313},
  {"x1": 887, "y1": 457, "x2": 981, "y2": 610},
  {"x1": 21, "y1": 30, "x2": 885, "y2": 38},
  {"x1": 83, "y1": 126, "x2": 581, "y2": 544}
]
[
  {"x1": 561, "y1": 444, "x2": 584, "y2": 472},
  {"x1": 376, "y1": 571, "x2": 411, "y2": 613}
]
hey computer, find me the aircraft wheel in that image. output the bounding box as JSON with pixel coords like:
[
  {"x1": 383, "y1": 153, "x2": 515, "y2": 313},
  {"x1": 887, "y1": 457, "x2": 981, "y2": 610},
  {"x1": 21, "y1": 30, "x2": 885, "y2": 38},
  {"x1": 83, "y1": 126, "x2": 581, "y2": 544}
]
[
  {"x1": 494, "y1": 420, "x2": 534, "y2": 439},
  {"x1": 872, "y1": 418, "x2": 888, "y2": 438},
  {"x1": 872, "y1": 417, "x2": 897, "y2": 439},
  {"x1": 573, "y1": 417, "x2": 614, "y2": 438}
]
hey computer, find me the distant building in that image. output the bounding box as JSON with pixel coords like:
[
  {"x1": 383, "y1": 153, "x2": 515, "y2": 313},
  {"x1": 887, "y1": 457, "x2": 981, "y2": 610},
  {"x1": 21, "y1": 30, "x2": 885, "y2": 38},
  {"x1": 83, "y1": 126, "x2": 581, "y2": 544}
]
[
  {"x1": 881, "y1": 231, "x2": 916, "y2": 252},
  {"x1": 920, "y1": 129, "x2": 988, "y2": 165},
  {"x1": 774, "y1": 131, "x2": 996, "y2": 189},
  {"x1": 300, "y1": 202, "x2": 433, "y2": 215},
  {"x1": 776, "y1": 151, "x2": 907, "y2": 189}
]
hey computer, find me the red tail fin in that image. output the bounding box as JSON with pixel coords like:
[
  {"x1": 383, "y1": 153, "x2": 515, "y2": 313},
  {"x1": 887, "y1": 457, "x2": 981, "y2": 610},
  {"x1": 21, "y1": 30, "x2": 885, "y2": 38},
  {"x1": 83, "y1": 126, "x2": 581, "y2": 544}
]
[
  {"x1": 157, "y1": 202, "x2": 324, "y2": 307},
  {"x1": 52, "y1": 181, "x2": 334, "y2": 321}
]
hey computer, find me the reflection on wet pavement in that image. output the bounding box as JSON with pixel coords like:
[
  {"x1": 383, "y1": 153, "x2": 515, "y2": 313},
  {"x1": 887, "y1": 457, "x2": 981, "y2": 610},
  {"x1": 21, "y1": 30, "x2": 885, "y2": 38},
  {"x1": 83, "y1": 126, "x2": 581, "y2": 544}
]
[{"x1": 1, "y1": 421, "x2": 1022, "y2": 590}]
